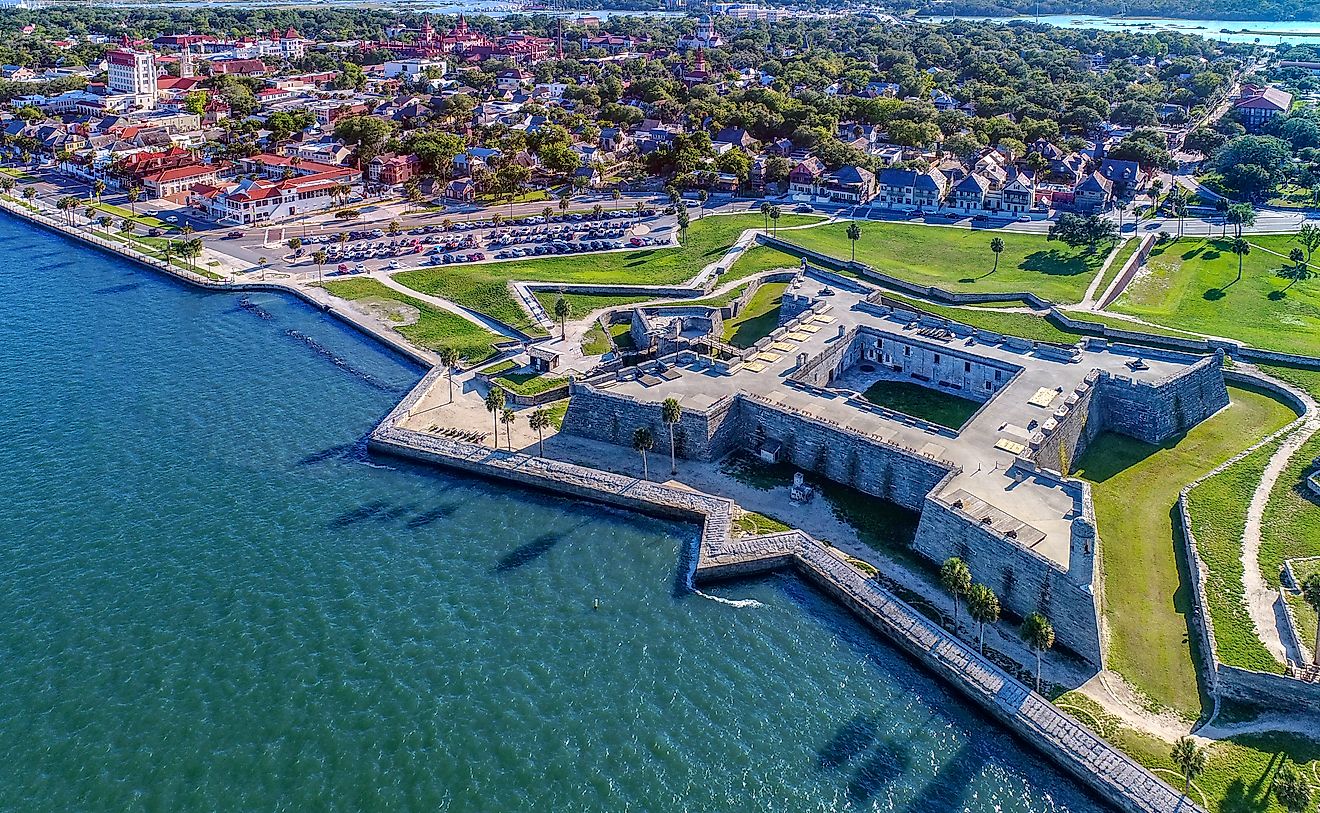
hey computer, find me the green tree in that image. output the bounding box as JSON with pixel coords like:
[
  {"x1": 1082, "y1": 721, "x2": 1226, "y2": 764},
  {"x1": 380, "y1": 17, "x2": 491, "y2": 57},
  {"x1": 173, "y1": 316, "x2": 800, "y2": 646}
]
[
  {"x1": 847, "y1": 221, "x2": 862, "y2": 262},
  {"x1": 1303, "y1": 574, "x2": 1320, "y2": 666},
  {"x1": 1021, "y1": 612, "x2": 1055, "y2": 693},
  {"x1": 967, "y1": 583, "x2": 999, "y2": 655},
  {"x1": 438, "y1": 346, "x2": 459, "y2": 403},
  {"x1": 126, "y1": 186, "x2": 141, "y2": 214},
  {"x1": 312, "y1": 249, "x2": 328, "y2": 284},
  {"x1": 1298, "y1": 224, "x2": 1320, "y2": 265},
  {"x1": 989, "y1": 237, "x2": 1005, "y2": 274},
  {"x1": 484, "y1": 387, "x2": 505, "y2": 448},
  {"x1": 632, "y1": 426, "x2": 654, "y2": 481},
  {"x1": 91, "y1": 179, "x2": 106, "y2": 203},
  {"x1": 676, "y1": 207, "x2": 690, "y2": 243},
  {"x1": 1273, "y1": 762, "x2": 1313, "y2": 813},
  {"x1": 97, "y1": 215, "x2": 111, "y2": 230},
  {"x1": 1227, "y1": 203, "x2": 1256, "y2": 238},
  {"x1": 500, "y1": 407, "x2": 516, "y2": 451},
  {"x1": 1230, "y1": 237, "x2": 1251, "y2": 285},
  {"x1": 287, "y1": 237, "x2": 302, "y2": 252},
  {"x1": 1281, "y1": 247, "x2": 1314, "y2": 290},
  {"x1": 21, "y1": 186, "x2": 35, "y2": 202},
  {"x1": 769, "y1": 204, "x2": 781, "y2": 236},
  {"x1": 528, "y1": 408, "x2": 551, "y2": 457},
  {"x1": 661, "y1": 397, "x2": 682, "y2": 476},
  {"x1": 696, "y1": 189, "x2": 708, "y2": 220},
  {"x1": 760, "y1": 201, "x2": 771, "y2": 234},
  {"x1": 553, "y1": 295, "x2": 571, "y2": 341},
  {"x1": 1170, "y1": 737, "x2": 1208, "y2": 802},
  {"x1": 939, "y1": 557, "x2": 972, "y2": 631}
]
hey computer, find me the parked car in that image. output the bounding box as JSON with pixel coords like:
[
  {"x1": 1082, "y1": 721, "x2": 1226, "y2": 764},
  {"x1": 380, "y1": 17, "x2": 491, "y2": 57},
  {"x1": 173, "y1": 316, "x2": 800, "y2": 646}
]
[
  {"x1": 226, "y1": 230, "x2": 245, "y2": 238},
  {"x1": 794, "y1": 204, "x2": 813, "y2": 213}
]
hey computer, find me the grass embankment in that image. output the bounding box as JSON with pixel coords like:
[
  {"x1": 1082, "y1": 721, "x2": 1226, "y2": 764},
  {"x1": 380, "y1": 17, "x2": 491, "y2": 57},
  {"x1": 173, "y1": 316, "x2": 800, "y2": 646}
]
[
  {"x1": 861, "y1": 380, "x2": 980, "y2": 429},
  {"x1": 320, "y1": 277, "x2": 501, "y2": 362},
  {"x1": 1055, "y1": 692, "x2": 1319, "y2": 813},
  {"x1": 580, "y1": 321, "x2": 611, "y2": 355},
  {"x1": 393, "y1": 214, "x2": 822, "y2": 334},
  {"x1": 93, "y1": 202, "x2": 172, "y2": 230},
  {"x1": 532, "y1": 290, "x2": 656, "y2": 322},
  {"x1": 1073, "y1": 384, "x2": 1298, "y2": 716},
  {"x1": 482, "y1": 359, "x2": 567, "y2": 396},
  {"x1": 719, "y1": 244, "x2": 803, "y2": 283},
  {"x1": 1186, "y1": 438, "x2": 1289, "y2": 674},
  {"x1": 1111, "y1": 236, "x2": 1320, "y2": 357},
  {"x1": 1092, "y1": 236, "x2": 1142, "y2": 300},
  {"x1": 786, "y1": 220, "x2": 1112, "y2": 304},
  {"x1": 722, "y1": 282, "x2": 788, "y2": 348}
]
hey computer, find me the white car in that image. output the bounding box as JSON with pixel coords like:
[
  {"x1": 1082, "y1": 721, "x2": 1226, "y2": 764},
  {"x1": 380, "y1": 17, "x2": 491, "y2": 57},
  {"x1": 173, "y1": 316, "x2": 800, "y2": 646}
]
[
  {"x1": 165, "y1": 215, "x2": 179, "y2": 223},
  {"x1": 387, "y1": 259, "x2": 401, "y2": 270}
]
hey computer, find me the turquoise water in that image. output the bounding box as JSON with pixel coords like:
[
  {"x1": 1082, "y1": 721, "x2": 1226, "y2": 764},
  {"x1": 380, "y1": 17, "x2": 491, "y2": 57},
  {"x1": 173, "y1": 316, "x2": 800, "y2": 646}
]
[{"x1": 0, "y1": 218, "x2": 1105, "y2": 811}]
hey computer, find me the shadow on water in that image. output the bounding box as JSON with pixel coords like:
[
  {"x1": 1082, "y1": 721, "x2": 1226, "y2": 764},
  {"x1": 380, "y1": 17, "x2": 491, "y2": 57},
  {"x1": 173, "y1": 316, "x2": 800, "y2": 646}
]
[
  {"x1": 330, "y1": 499, "x2": 398, "y2": 528},
  {"x1": 493, "y1": 523, "x2": 586, "y2": 573},
  {"x1": 817, "y1": 713, "x2": 880, "y2": 769},
  {"x1": 299, "y1": 435, "x2": 371, "y2": 466},
  {"x1": 92, "y1": 282, "x2": 140, "y2": 295},
  {"x1": 899, "y1": 740, "x2": 983, "y2": 813},
  {"x1": 284, "y1": 328, "x2": 405, "y2": 394},
  {"x1": 847, "y1": 739, "x2": 912, "y2": 805},
  {"x1": 405, "y1": 505, "x2": 456, "y2": 529}
]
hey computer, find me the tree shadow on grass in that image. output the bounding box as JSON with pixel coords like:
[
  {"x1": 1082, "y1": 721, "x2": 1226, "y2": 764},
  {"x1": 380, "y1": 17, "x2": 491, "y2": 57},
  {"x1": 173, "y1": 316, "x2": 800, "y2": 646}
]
[
  {"x1": 1204, "y1": 288, "x2": 1227, "y2": 300},
  {"x1": 1268, "y1": 290, "x2": 1288, "y2": 301},
  {"x1": 1021, "y1": 249, "x2": 1094, "y2": 277}
]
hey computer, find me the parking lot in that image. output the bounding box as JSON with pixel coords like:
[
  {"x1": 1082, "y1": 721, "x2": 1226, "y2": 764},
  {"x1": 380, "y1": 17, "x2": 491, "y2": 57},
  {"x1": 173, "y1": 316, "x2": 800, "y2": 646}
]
[{"x1": 264, "y1": 208, "x2": 666, "y2": 277}]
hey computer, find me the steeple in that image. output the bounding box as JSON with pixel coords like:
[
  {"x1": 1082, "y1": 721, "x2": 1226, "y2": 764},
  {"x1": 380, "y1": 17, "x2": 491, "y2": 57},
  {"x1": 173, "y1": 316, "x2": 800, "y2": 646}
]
[{"x1": 179, "y1": 44, "x2": 193, "y2": 78}]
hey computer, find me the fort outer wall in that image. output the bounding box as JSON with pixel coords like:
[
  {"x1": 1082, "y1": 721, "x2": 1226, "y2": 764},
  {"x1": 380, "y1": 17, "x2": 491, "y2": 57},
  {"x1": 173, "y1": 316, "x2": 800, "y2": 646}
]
[{"x1": 560, "y1": 382, "x2": 1112, "y2": 663}]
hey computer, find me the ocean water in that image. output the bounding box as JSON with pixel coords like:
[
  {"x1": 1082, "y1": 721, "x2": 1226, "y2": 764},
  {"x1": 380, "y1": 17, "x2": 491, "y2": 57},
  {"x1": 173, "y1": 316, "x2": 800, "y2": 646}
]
[{"x1": 0, "y1": 217, "x2": 1106, "y2": 812}]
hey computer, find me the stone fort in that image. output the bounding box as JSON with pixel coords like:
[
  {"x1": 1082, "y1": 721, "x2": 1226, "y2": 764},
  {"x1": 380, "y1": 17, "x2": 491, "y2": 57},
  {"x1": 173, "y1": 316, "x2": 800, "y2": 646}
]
[{"x1": 560, "y1": 274, "x2": 1230, "y2": 666}]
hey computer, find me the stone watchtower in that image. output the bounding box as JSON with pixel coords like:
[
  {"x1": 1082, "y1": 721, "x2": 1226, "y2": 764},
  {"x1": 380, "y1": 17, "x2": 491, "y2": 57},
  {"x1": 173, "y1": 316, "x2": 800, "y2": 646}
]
[{"x1": 1068, "y1": 515, "x2": 1097, "y2": 586}]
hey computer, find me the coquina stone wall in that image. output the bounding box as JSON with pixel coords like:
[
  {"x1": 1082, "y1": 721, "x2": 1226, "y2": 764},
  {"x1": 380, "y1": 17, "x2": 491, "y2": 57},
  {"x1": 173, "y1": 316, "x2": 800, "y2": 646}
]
[
  {"x1": 1028, "y1": 375, "x2": 1103, "y2": 475},
  {"x1": 913, "y1": 492, "x2": 1103, "y2": 665},
  {"x1": 1094, "y1": 354, "x2": 1229, "y2": 444}
]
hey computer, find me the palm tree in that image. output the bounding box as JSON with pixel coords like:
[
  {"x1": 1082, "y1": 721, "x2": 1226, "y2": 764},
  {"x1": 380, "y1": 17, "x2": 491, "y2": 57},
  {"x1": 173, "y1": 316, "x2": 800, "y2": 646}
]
[
  {"x1": 484, "y1": 387, "x2": 505, "y2": 447},
  {"x1": 553, "y1": 295, "x2": 571, "y2": 341},
  {"x1": 967, "y1": 583, "x2": 999, "y2": 655},
  {"x1": 119, "y1": 217, "x2": 133, "y2": 235},
  {"x1": 0, "y1": 176, "x2": 14, "y2": 196},
  {"x1": 438, "y1": 346, "x2": 459, "y2": 403},
  {"x1": 760, "y1": 201, "x2": 771, "y2": 234},
  {"x1": 989, "y1": 237, "x2": 1005, "y2": 274},
  {"x1": 1215, "y1": 197, "x2": 1230, "y2": 237},
  {"x1": 1273, "y1": 762, "x2": 1313, "y2": 813},
  {"x1": 1170, "y1": 737, "x2": 1207, "y2": 802},
  {"x1": 162, "y1": 240, "x2": 174, "y2": 266},
  {"x1": 1230, "y1": 237, "x2": 1250, "y2": 285},
  {"x1": 1281, "y1": 248, "x2": 1314, "y2": 290},
  {"x1": 97, "y1": 215, "x2": 112, "y2": 231},
  {"x1": 592, "y1": 203, "x2": 604, "y2": 220},
  {"x1": 634, "y1": 199, "x2": 645, "y2": 221},
  {"x1": 91, "y1": 179, "x2": 106, "y2": 203},
  {"x1": 528, "y1": 408, "x2": 550, "y2": 456},
  {"x1": 612, "y1": 188, "x2": 622, "y2": 204},
  {"x1": 312, "y1": 249, "x2": 328, "y2": 284},
  {"x1": 676, "y1": 207, "x2": 690, "y2": 242},
  {"x1": 500, "y1": 407, "x2": 516, "y2": 450},
  {"x1": 440, "y1": 219, "x2": 453, "y2": 233},
  {"x1": 1228, "y1": 202, "x2": 1256, "y2": 238},
  {"x1": 127, "y1": 186, "x2": 141, "y2": 214},
  {"x1": 287, "y1": 237, "x2": 302, "y2": 252},
  {"x1": 388, "y1": 219, "x2": 401, "y2": 236},
  {"x1": 661, "y1": 397, "x2": 681, "y2": 475},
  {"x1": 847, "y1": 221, "x2": 862, "y2": 262},
  {"x1": 632, "y1": 426, "x2": 654, "y2": 481},
  {"x1": 1302, "y1": 574, "x2": 1320, "y2": 665},
  {"x1": 56, "y1": 195, "x2": 76, "y2": 224},
  {"x1": 559, "y1": 192, "x2": 570, "y2": 215},
  {"x1": 696, "y1": 189, "x2": 708, "y2": 219},
  {"x1": 939, "y1": 557, "x2": 972, "y2": 632},
  {"x1": 769, "y1": 204, "x2": 781, "y2": 236},
  {"x1": 1021, "y1": 612, "x2": 1055, "y2": 693},
  {"x1": 541, "y1": 205, "x2": 553, "y2": 223},
  {"x1": 180, "y1": 223, "x2": 194, "y2": 241}
]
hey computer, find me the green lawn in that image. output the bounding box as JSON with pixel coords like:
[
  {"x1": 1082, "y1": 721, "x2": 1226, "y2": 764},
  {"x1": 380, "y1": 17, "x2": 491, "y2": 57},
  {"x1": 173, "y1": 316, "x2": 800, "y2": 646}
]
[
  {"x1": 786, "y1": 221, "x2": 1112, "y2": 304},
  {"x1": 722, "y1": 282, "x2": 788, "y2": 348},
  {"x1": 1257, "y1": 365, "x2": 1320, "y2": 589},
  {"x1": 861, "y1": 379, "x2": 981, "y2": 429},
  {"x1": 93, "y1": 202, "x2": 171, "y2": 230},
  {"x1": 885, "y1": 292, "x2": 1082, "y2": 344},
  {"x1": 320, "y1": 277, "x2": 501, "y2": 363},
  {"x1": 608, "y1": 322, "x2": 636, "y2": 351},
  {"x1": 483, "y1": 359, "x2": 567, "y2": 396},
  {"x1": 719, "y1": 244, "x2": 803, "y2": 283},
  {"x1": 1111, "y1": 236, "x2": 1320, "y2": 357},
  {"x1": 1055, "y1": 692, "x2": 1319, "y2": 813},
  {"x1": 532, "y1": 290, "x2": 657, "y2": 321},
  {"x1": 1186, "y1": 438, "x2": 1289, "y2": 674},
  {"x1": 393, "y1": 214, "x2": 822, "y2": 333},
  {"x1": 1074, "y1": 384, "x2": 1299, "y2": 716},
  {"x1": 477, "y1": 189, "x2": 549, "y2": 205},
  {"x1": 580, "y1": 320, "x2": 612, "y2": 356}
]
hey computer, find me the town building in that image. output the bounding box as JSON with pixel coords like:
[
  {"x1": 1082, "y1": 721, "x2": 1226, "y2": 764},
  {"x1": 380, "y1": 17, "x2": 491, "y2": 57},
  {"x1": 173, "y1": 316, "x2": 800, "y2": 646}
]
[
  {"x1": 106, "y1": 46, "x2": 157, "y2": 110},
  {"x1": 1233, "y1": 84, "x2": 1293, "y2": 131}
]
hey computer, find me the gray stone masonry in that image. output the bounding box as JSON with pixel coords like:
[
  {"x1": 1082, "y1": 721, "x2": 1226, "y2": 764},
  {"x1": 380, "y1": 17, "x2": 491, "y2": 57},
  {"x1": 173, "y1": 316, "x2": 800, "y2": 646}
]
[{"x1": 366, "y1": 376, "x2": 1204, "y2": 813}]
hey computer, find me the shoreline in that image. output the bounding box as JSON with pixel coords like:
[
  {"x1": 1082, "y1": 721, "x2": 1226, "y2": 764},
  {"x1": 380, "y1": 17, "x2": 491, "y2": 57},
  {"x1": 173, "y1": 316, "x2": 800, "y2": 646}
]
[{"x1": 6, "y1": 197, "x2": 1201, "y2": 813}]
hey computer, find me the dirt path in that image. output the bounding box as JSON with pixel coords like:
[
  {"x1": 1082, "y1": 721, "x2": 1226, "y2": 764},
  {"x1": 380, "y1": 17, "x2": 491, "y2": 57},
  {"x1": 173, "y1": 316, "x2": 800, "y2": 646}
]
[{"x1": 1241, "y1": 373, "x2": 1318, "y2": 664}]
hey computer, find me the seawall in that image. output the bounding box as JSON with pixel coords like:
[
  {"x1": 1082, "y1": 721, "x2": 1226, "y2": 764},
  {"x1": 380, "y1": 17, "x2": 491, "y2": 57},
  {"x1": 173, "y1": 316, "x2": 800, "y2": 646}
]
[{"x1": 368, "y1": 369, "x2": 1204, "y2": 813}]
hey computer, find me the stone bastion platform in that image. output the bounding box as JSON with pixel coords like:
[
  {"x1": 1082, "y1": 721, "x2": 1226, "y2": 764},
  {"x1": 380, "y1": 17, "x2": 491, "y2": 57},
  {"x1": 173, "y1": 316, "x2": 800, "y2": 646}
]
[
  {"x1": 367, "y1": 366, "x2": 1205, "y2": 813},
  {"x1": 558, "y1": 278, "x2": 1231, "y2": 667}
]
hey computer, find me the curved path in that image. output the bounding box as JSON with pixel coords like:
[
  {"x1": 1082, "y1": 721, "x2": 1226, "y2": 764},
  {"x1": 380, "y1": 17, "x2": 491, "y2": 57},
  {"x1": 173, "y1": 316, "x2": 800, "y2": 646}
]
[
  {"x1": 1241, "y1": 373, "x2": 1319, "y2": 664},
  {"x1": 366, "y1": 270, "x2": 527, "y2": 342}
]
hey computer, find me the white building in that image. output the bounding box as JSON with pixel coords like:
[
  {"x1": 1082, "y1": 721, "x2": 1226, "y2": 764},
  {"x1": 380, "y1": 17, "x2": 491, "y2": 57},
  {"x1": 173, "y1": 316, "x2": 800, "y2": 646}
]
[
  {"x1": 106, "y1": 47, "x2": 157, "y2": 110},
  {"x1": 383, "y1": 58, "x2": 448, "y2": 80}
]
